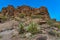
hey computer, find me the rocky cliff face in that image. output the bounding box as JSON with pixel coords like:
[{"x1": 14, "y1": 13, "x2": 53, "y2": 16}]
[{"x1": 0, "y1": 5, "x2": 50, "y2": 20}]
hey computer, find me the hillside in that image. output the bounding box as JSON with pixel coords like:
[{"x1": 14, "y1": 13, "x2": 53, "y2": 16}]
[{"x1": 0, "y1": 5, "x2": 60, "y2": 40}]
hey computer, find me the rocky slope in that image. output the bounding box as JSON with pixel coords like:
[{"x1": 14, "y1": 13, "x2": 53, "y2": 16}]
[
  {"x1": 0, "y1": 5, "x2": 60, "y2": 40},
  {"x1": 0, "y1": 18, "x2": 60, "y2": 40}
]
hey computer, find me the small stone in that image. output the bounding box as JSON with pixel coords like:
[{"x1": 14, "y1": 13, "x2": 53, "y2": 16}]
[
  {"x1": 36, "y1": 36, "x2": 47, "y2": 40},
  {"x1": 44, "y1": 29, "x2": 49, "y2": 32},
  {"x1": 40, "y1": 28, "x2": 45, "y2": 30},
  {"x1": 41, "y1": 30, "x2": 47, "y2": 34},
  {"x1": 48, "y1": 29, "x2": 57, "y2": 36},
  {"x1": 12, "y1": 29, "x2": 19, "y2": 36},
  {"x1": 54, "y1": 28, "x2": 58, "y2": 31},
  {"x1": 39, "y1": 21, "x2": 47, "y2": 25},
  {"x1": 33, "y1": 34, "x2": 47, "y2": 40},
  {"x1": 25, "y1": 33, "x2": 32, "y2": 38},
  {"x1": 20, "y1": 34, "x2": 26, "y2": 38},
  {"x1": 51, "y1": 27, "x2": 58, "y2": 31}
]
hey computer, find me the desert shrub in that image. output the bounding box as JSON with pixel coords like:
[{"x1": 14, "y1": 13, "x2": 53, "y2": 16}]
[
  {"x1": 0, "y1": 16, "x2": 7, "y2": 20},
  {"x1": 27, "y1": 22, "x2": 40, "y2": 34},
  {"x1": 57, "y1": 32, "x2": 60, "y2": 37},
  {"x1": 19, "y1": 13, "x2": 26, "y2": 18},
  {"x1": 47, "y1": 20, "x2": 54, "y2": 25},
  {"x1": 19, "y1": 23, "x2": 25, "y2": 34},
  {"x1": 14, "y1": 17, "x2": 20, "y2": 21},
  {"x1": 31, "y1": 15, "x2": 41, "y2": 19},
  {"x1": 0, "y1": 16, "x2": 7, "y2": 22},
  {"x1": 10, "y1": 16, "x2": 14, "y2": 19},
  {"x1": 58, "y1": 25, "x2": 60, "y2": 29},
  {"x1": 0, "y1": 35, "x2": 2, "y2": 38}
]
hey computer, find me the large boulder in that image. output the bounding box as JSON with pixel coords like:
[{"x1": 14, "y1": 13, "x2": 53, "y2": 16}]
[
  {"x1": 0, "y1": 29, "x2": 19, "y2": 40},
  {"x1": 32, "y1": 19, "x2": 47, "y2": 25},
  {"x1": 33, "y1": 34, "x2": 47, "y2": 40},
  {"x1": 0, "y1": 20, "x2": 19, "y2": 32}
]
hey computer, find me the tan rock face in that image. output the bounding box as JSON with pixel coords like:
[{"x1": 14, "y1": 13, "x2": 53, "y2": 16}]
[
  {"x1": 40, "y1": 6, "x2": 48, "y2": 14},
  {"x1": 17, "y1": 5, "x2": 32, "y2": 16},
  {"x1": 7, "y1": 5, "x2": 15, "y2": 16},
  {"x1": 1, "y1": 7, "x2": 7, "y2": 16},
  {"x1": 1, "y1": 5, "x2": 50, "y2": 20},
  {"x1": 14, "y1": 9, "x2": 19, "y2": 17}
]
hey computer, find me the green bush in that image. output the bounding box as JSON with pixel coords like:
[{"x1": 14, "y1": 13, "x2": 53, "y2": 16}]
[
  {"x1": 47, "y1": 20, "x2": 53, "y2": 25},
  {"x1": 27, "y1": 22, "x2": 39, "y2": 34},
  {"x1": 57, "y1": 32, "x2": 60, "y2": 37},
  {"x1": 14, "y1": 17, "x2": 20, "y2": 21},
  {"x1": 0, "y1": 16, "x2": 7, "y2": 22},
  {"x1": 0, "y1": 35, "x2": 2, "y2": 38},
  {"x1": 19, "y1": 13, "x2": 26, "y2": 18},
  {"x1": 58, "y1": 25, "x2": 60, "y2": 29},
  {"x1": 19, "y1": 23, "x2": 25, "y2": 34}
]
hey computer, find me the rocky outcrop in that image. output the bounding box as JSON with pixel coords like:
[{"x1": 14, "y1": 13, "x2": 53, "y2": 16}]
[
  {"x1": 0, "y1": 5, "x2": 50, "y2": 20},
  {"x1": 1, "y1": 7, "x2": 7, "y2": 16}
]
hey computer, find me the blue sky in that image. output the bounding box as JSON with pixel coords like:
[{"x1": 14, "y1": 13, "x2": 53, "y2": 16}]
[{"x1": 0, "y1": 0, "x2": 60, "y2": 21}]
